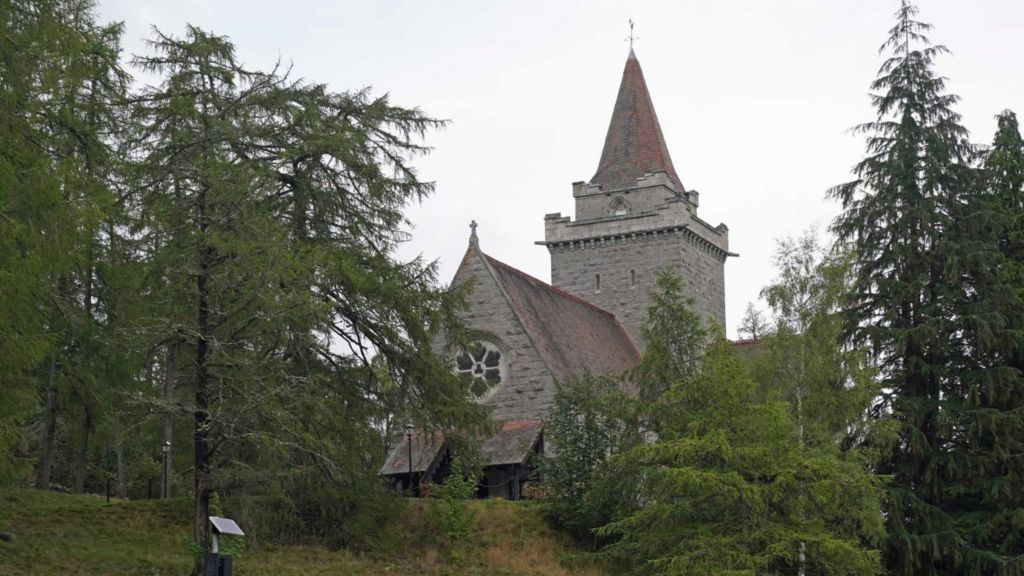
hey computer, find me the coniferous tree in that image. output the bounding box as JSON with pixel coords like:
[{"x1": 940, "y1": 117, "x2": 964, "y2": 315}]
[
  {"x1": 598, "y1": 333, "x2": 882, "y2": 576},
  {"x1": 829, "y1": 2, "x2": 976, "y2": 573},
  {"x1": 633, "y1": 268, "x2": 707, "y2": 409},
  {"x1": 0, "y1": 0, "x2": 132, "y2": 488},
  {"x1": 752, "y1": 233, "x2": 882, "y2": 576},
  {"x1": 945, "y1": 110, "x2": 1024, "y2": 574},
  {"x1": 0, "y1": 0, "x2": 66, "y2": 482},
  {"x1": 737, "y1": 303, "x2": 768, "y2": 341},
  {"x1": 542, "y1": 375, "x2": 642, "y2": 549},
  {"x1": 594, "y1": 269, "x2": 882, "y2": 575},
  {"x1": 131, "y1": 26, "x2": 488, "y2": 557}
]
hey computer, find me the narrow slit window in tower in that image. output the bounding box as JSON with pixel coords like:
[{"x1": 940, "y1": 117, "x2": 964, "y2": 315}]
[
  {"x1": 630, "y1": 269, "x2": 636, "y2": 287},
  {"x1": 595, "y1": 273, "x2": 601, "y2": 292}
]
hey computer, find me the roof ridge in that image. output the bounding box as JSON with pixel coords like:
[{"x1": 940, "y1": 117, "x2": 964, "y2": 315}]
[
  {"x1": 473, "y1": 249, "x2": 566, "y2": 385},
  {"x1": 499, "y1": 419, "x2": 544, "y2": 430},
  {"x1": 471, "y1": 248, "x2": 641, "y2": 389},
  {"x1": 482, "y1": 254, "x2": 618, "y2": 319}
]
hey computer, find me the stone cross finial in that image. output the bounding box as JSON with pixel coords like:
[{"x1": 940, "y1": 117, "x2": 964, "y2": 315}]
[{"x1": 469, "y1": 220, "x2": 479, "y2": 247}]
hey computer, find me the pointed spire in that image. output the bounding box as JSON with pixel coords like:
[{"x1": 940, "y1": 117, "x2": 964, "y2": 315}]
[{"x1": 590, "y1": 51, "x2": 685, "y2": 192}]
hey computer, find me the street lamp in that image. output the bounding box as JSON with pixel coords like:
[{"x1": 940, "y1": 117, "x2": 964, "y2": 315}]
[
  {"x1": 161, "y1": 440, "x2": 171, "y2": 499},
  {"x1": 404, "y1": 422, "x2": 414, "y2": 496}
]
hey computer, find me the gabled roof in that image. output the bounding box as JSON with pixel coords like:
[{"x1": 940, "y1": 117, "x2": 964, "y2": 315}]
[
  {"x1": 480, "y1": 419, "x2": 543, "y2": 466},
  {"x1": 591, "y1": 50, "x2": 685, "y2": 192},
  {"x1": 378, "y1": 430, "x2": 445, "y2": 476},
  {"x1": 379, "y1": 419, "x2": 543, "y2": 477},
  {"x1": 483, "y1": 254, "x2": 641, "y2": 383}
]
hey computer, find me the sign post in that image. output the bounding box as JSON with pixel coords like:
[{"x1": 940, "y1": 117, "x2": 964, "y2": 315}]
[{"x1": 204, "y1": 516, "x2": 244, "y2": 576}]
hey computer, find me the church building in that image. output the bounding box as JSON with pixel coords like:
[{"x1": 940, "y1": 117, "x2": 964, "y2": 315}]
[{"x1": 380, "y1": 49, "x2": 733, "y2": 498}]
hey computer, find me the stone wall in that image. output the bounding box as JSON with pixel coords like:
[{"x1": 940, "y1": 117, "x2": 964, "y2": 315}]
[
  {"x1": 572, "y1": 173, "x2": 686, "y2": 221},
  {"x1": 543, "y1": 176, "x2": 731, "y2": 348},
  {"x1": 548, "y1": 230, "x2": 726, "y2": 346},
  {"x1": 450, "y1": 247, "x2": 557, "y2": 422}
]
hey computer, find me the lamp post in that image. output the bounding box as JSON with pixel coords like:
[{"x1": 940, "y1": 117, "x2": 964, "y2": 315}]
[
  {"x1": 405, "y1": 422, "x2": 414, "y2": 496},
  {"x1": 161, "y1": 440, "x2": 171, "y2": 499}
]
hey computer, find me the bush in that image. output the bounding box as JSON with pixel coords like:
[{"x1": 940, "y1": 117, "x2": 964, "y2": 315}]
[
  {"x1": 540, "y1": 375, "x2": 641, "y2": 548},
  {"x1": 428, "y1": 462, "x2": 478, "y2": 562}
]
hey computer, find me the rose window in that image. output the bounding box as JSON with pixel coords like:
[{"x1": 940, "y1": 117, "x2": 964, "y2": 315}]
[{"x1": 455, "y1": 342, "x2": 503, "y2": 398}]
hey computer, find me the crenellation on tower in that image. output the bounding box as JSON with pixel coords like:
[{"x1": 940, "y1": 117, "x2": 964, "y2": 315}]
[
  {"x1": 571, "y1": 172, "x2": 685, "y2": 221},
  {"x1": 540, "y1": 192, "x2": 730, "y2": 345}
]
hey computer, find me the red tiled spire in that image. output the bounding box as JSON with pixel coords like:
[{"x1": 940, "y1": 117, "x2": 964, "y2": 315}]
[{"x1": 590, "y1": 50, "x2": 685, "y2": 192}]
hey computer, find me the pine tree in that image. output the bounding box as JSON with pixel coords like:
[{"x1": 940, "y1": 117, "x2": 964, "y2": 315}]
[{"x1": 829, "y1": 2, "x2": 976, "y2": 573}]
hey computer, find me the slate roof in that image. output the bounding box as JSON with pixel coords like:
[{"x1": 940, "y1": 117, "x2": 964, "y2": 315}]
[
  {"x1": 732, "y1": 337, "x2": 766, "y2": 364},
  {"x1": 484, "y1": 255, "x2": 642, "y2": 383},
  {"x1": 591, "y1": 50, "x2": 685, "y2": 192},
  {"x1": 378, "y1": 430, "x2": 446, "y2": 476},
  {"x1": 480, "y1": 419, "x2": 543, "y2": 466}
]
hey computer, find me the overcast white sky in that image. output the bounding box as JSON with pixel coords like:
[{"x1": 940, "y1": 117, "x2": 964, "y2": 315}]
[{"x1": 95, "y1": 0, "x2": 1024, "y2": 337}]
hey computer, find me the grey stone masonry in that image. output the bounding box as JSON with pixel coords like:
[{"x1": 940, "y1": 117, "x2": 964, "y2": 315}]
[
  {"x1": 449, "y1": 245, "x2": 558, "y2": 422},
  {"x1": 539, "y1": 171, "x2": 733, "y2": 349}
]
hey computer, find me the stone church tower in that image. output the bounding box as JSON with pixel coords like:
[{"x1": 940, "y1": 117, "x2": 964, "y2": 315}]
[{"x1": 540, "y1": 50, "x2": 733, "y2": 346}]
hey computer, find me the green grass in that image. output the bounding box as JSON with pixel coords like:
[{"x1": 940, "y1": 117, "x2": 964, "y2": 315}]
[{"x1": 0, "y1": 488, "x2": 601, "y2": 575}]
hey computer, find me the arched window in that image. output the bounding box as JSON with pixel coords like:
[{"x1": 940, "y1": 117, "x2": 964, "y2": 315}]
[{"x1": 610, "y1": 197, "x2": 630, "y2": 216}]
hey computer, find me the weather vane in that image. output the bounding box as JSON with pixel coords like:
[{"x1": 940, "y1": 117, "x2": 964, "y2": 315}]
[{"x1": 626, "y1": 19, "x2": 638, "y2": 51}]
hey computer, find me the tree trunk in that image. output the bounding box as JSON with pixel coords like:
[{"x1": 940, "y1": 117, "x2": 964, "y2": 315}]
[
  {"x1": 193, "y1": 302, "x2": 212, "y2": 570},
  {"x1": 114, "y1": 422, "x2": 127, "y2": 498},
  {"x1": 193, "y1": 182, "x2": 212, "y2": 574},
  {"x1": 73, "y1": 408, "x2": 92, "y2": 493},
  {"x1": 35, "y1": 357, "x2": 59, "y2": 490},
  {"x1": 164, "y1": 343, "x2": 177, "y2": 497}
]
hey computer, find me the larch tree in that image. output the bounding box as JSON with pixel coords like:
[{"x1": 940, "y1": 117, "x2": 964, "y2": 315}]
[
  {"x1": 0, "y1": 0, "x2": 68, "y2": 482},
  {"x1": 633, "y1": 267, "x2": 707, "y2": 410},
  {"x1": 0, "y1": 0, "x2": 131, "y2": 489},
  {"x1": 598, "y1": 332, "x2": 883, "y2": 576},
  {"x1": 131, "y1": 25, "x2": 488, "y2": 560},
  {"x1": 829, "y1": 2, "x2": 976, "y2": 573}
]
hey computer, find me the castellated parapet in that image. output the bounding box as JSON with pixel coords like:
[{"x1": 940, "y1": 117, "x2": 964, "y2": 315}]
[{"x1": 539, "y1": 171, "x2": 731, "y2": 349}]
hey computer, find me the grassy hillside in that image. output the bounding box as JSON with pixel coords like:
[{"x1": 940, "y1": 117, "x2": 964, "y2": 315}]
[{"x1": 0, "y1": 488, "x2": 600, "y2": 575}]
